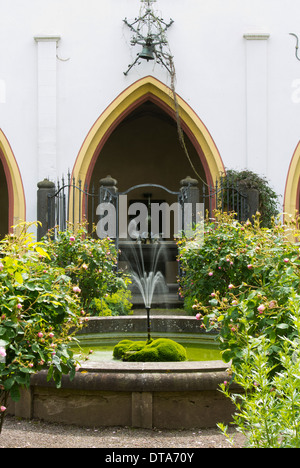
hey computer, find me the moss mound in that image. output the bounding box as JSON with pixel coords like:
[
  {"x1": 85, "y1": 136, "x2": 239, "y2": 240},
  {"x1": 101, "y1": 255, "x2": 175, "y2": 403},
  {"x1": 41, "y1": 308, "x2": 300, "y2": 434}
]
[
  {"x1": 113, "y1": 340, "x2": 146, "y2": 360},
  {"x1": 113, "y1": 338, "x2": 188, "y2": 362}
]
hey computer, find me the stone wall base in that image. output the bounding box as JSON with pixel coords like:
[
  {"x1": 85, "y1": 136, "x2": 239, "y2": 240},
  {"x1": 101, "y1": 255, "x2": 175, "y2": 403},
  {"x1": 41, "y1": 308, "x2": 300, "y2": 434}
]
[{"x1": 8, "y1": 384, "x2": 236, "y2": 429}]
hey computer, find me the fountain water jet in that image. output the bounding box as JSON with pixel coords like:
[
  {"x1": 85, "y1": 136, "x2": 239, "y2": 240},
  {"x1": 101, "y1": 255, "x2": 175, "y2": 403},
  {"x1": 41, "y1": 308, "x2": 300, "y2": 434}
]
[
  {"x1": 131, "y1": 270, "x2": 165, "y2": 340},
  {"x1": 114, "y1": 239, "x2": 190, "y2": 361},
  {"x1": 124, "y1": 240, "x2": 169, "y2": 341}
]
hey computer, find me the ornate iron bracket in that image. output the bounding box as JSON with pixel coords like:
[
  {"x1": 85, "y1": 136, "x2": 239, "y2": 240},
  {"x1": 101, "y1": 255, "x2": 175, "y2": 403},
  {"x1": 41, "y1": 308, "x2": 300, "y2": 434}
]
[{"x1": 290, "y1": 33, "x2": 300, "y2": 61}]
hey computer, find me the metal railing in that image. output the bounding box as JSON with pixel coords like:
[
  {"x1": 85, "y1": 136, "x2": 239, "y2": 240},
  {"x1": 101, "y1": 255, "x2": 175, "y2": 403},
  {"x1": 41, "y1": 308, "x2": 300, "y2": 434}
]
[
  {"x1": 45, "y1": 175, "x2": 249, "y2": 237},
  {"x1": 47, "y1": 173, "x2": 98, "y2": 235}
]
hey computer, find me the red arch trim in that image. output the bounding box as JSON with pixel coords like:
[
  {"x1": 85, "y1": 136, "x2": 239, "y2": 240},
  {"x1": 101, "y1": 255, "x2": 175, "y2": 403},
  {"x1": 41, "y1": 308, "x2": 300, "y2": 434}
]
[
  {"x1": 82, "y1": 92, "x2": 214, "y2": 192},
  {"x1": 0, "y1": 147, "x2": 14, "y2": 232}
]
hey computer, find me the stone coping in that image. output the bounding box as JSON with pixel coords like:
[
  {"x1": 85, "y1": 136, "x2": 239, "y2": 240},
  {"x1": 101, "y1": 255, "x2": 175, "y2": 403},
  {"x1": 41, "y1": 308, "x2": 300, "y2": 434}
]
[
  {"x1": 30, "y1": 359, "x2": 231, "y2": 393},
  {"x1": 79, "y1": 359, "x2": 228, "y2": 373}
]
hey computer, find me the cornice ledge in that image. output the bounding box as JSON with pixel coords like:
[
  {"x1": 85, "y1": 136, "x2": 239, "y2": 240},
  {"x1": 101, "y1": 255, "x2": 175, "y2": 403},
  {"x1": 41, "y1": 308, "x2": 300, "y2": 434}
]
[
  {"x1": 34, "y1": 35, "x2": 61, "y2": 43},
  {"x1": 243, "y1": 33, "x2": 270, "y2": 41}
]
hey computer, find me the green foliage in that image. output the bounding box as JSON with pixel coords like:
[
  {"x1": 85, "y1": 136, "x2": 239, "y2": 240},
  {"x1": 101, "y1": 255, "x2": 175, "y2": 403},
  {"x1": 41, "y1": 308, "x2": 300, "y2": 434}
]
[
  {"x1": 113, "y1": 338, "x2": 187, "y2": 362},
  {"x1": 179, "y1": 212, "x2": 300, "y2": 369},
  {"x1": 44, "y1": 225, "x2": 129, "y2": 314},
  {"x1": 91, "y1": 289, "x2": 132, "y2": 316},
  {"x1": 219, "y1": 301, "x2": 300, "y2": 448},
  {"x1": 220, "y1": 168, "x2": 280, "y2": 227},
  {"x1": 0, "y1": 223, "x2": 85, "y2": 432},
  {"x1": 179, "y1": 211, "x2": 300, "y2": 447}
]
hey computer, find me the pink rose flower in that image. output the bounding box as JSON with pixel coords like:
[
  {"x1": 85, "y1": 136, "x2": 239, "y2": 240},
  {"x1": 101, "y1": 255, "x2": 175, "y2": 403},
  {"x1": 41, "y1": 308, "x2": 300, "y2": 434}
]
[
  {"x1": 0, "y1": 406, "x2": 6, "y2": 412},
  {"x1": 38, "y1": 332, "x2": 43, "y2": 338},
  {"x1": 0, "y1": 347, "x2": 6, "y2": 357},
  {"x1": 257, "y1": 304, "x2": 265, "y2": 313}
]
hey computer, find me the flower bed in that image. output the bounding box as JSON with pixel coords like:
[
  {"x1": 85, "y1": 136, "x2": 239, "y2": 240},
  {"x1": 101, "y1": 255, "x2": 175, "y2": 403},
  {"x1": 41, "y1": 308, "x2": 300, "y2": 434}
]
[{"x1": 178, "y1": 212, "x2": 300, "y2": 447}]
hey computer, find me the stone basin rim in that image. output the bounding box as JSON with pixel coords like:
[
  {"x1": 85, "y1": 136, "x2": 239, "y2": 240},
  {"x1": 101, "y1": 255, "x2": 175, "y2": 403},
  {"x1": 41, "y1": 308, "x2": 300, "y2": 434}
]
[{"x1": 78, "y1": 359, "x2": 228, "y2": 373}]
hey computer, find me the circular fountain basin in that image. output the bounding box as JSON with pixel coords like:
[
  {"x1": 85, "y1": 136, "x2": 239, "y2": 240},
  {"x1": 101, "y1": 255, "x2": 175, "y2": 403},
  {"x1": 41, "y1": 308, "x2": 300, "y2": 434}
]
[
  {"x1": 8, "y1": 316, "x2": 237, "y2": 429},
  {"x1": 74, "y1": 338, "x2": 221, "y2": 362}
]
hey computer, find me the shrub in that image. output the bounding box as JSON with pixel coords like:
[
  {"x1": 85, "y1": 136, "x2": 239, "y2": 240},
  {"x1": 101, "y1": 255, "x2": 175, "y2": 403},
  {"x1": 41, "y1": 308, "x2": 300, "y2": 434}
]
[
  {"x1": 44, "y1": 225, "x2": 129, "y2": 314},
  {"x1": 0, "y1": 224, "x2": 85, "y2": 432},
  {"x1": 179, "y1": 212, "x2": 256, "y2": 310},
  {"x1": 218, "y1": 295, "x2": 300, "y2": 448},
  {"x1": 219, "y1": 168, "x2": 280, "y2": 227},
  {"x1": 179, "y1": 212, "x2": 300, "y2": 369},
  {"x1": 179, "y1": 211, "x2": 300, "y2": 447},
  {"x1": 91, "y1": 288, "x2": 132, "y2": 316}
]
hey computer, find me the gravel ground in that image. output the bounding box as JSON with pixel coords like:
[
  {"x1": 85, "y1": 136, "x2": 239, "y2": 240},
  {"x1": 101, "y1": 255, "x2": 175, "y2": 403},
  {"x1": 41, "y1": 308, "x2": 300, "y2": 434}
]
[{"x1": 0, "y1": 415, "x2": 246, "y2": 448}]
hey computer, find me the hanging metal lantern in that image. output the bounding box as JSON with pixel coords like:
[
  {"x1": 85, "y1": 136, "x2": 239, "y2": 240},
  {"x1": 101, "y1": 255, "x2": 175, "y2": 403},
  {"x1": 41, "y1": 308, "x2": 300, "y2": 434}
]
[{"x1": 123, "y1": 0, "x2": 174, "y2": 75}]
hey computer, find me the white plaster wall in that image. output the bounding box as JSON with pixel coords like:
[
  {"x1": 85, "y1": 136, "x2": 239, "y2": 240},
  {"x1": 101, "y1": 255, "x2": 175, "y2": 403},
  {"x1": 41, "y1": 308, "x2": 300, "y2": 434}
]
[{"x1": 0, "y1": 0, "x2": 300, "y2": 223}]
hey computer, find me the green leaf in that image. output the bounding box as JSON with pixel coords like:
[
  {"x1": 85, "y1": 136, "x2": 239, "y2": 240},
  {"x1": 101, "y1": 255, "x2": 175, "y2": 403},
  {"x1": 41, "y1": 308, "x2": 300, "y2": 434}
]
[
  {"x1": 221, "y1": 349, "x2": 233, "y2": 362},
  {"x1": 209, "y1": 298, "x2": 219, "y2": 306},
  {"x1": 14, "y1": 272, "x2": 24, "y2": 284},
  {"x1": 10, "y1": 383, "x2": 21, "y2": 402},
  {"x1": 19, "y1": 366, "x2": 35, "y2": 374},
  {"x1": 36, "y1": 246, "x2": 50, "y2": 260},
  {"x1": 276, "y1": 323, "x2": 289, "y2": 329},
  {"x1": 47, "y1": 365, "x2": 54, "y2": 382},
  {"x1": 3, "y1": 377, "x2": 16, "y2": 390},
  {"x1": 52, "y1": 354, "x2": 62, "y2": 372}
]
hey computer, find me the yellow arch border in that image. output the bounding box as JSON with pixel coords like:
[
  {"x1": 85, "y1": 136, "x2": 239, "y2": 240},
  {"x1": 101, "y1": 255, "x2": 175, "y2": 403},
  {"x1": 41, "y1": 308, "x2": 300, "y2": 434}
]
[
  {"x1": 0, "y1": 129, "x2": 26, "y2": 231},
  {"x1": 73, "y1": 75, "x2": 224, "y2": 187},
  {"x1": 284, "y1": 141, "x2": 300, "y2": 218}
]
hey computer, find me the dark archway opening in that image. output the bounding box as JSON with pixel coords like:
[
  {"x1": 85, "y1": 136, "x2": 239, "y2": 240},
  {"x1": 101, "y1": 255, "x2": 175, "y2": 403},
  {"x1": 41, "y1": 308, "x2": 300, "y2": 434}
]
[
  {"x1": 89, "y1": 100, "x2": 207, "y2": 197},
  {"x1": 88, "y1": 100, "x2": 207, "y2": 307}
]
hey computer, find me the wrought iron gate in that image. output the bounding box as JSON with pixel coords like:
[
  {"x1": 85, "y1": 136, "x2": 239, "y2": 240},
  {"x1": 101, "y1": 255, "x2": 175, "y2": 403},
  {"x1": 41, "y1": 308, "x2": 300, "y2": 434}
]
[
  {"x1": 201, "y1": 179, "x2": 249, "y2": 222},
  {"x1": 47, "y1": 173, "x2": 98, "y2": 236},
  {"x1": 98, "y1": 180, "x2": 190, "y2": 250},
  {"x1": 39, "y1": 174, "x2": 251, "y2": 240}
]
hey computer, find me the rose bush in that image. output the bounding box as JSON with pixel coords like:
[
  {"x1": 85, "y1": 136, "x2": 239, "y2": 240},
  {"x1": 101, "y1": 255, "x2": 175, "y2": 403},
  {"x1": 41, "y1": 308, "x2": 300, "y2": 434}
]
[
  {"x1": 179, "y1": 212, "x2": 300, "y2": 447},
  {"x1": 218, "y1": 295, "x2": 300, "y2": 448},
  {"x1": 44, "y1": 225, "x2": 130, "y2": 314},
  {"x1": 0, "y1": 223, "x2": 86, "y2": 432},
  {"x1": 179, "y1": 212, "x2": 300, "y2": 369}
]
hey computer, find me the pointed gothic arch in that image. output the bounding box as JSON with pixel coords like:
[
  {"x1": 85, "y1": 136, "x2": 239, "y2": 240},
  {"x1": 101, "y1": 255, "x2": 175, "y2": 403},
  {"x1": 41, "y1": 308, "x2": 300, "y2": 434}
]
[
  {"x1": 72, "y1": 76, "x2": 224, "y2": 192},
  {"x1": 284, "y1": 141, "x2": 300, "y2": 218},
  {"x1": 0, "y1": 129, "x2": 26, "y2": 233}
]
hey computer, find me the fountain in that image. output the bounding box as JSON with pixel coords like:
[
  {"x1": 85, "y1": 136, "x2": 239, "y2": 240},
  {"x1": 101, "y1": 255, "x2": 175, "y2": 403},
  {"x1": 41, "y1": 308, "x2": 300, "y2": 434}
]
[
  {"x1": 126, "y1": 240, "x2": 167, "y2": 342},
  {"x1": 113, "y1": 239, "x2": 190, "y2": 362},
  {"x1": 133, "y1": 270, "x2": 163, "y2": 341},
  {"x1": 8, "y1": 308, "x2": 235, "y2": 429},
  {"x1": 7, "y1": 190, "x2": 236, "y2": 429}
]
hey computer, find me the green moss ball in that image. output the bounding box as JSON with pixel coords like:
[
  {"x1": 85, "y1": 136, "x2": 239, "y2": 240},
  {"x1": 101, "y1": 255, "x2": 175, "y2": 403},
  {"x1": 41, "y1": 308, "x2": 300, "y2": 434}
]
[{"x1": 113, "y1": 338, "x2": 187, "y2": 362}]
